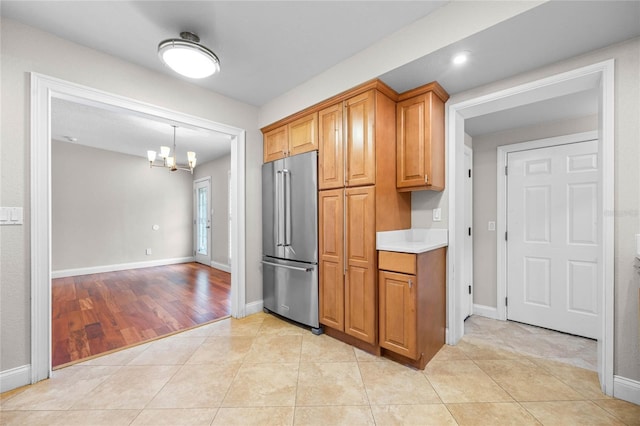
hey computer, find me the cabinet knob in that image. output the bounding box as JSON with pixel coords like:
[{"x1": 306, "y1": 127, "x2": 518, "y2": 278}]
[
  {"x1": 408, "y1": 279, "x2": 413, "y2": 288},
  {"x1": 424, "y1": 174, "x2": 429, "y2": 184}
]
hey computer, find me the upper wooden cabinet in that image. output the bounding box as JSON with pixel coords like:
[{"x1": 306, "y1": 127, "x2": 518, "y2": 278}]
[
  {"x1": 396, "y1": 82, "x2": 449, "y2": 192},
  {"x1": 319, "y1": 90, "x2": 376, "y2": 189},
  {"x1": 289, "y1": 112, "x2": 318, "y2": 156},
  {"x1": 263, "y1": 125, "x2": 289, "y2": 163},
  {"x1": 263, "y1": 112, "x2": 318, "y2": 163},
  {"x1": 318, "y1": 103, "x2": 343, "y2": 190},
  {"x1": 344, "y1": 91, "x2": 376, "y2": 188}
]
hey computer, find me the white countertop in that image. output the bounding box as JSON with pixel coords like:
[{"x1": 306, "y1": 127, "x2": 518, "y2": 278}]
[{"x1": 376, "y1": 228, "x2": 448, "y2": 254}]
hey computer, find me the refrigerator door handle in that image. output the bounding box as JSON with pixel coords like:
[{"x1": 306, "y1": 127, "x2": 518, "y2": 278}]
[
  {"x1": 261, "y1": 260, "x2": 313, "y2": 272},
  {"x1": 276, "y1": 170, "x2": 285, "y2": 246},
  {"x1": 282, "y1": 169, "x2": 291, "y2": 246}
]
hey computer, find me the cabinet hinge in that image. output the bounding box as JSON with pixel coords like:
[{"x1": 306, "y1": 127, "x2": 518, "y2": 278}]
[
  {"x1": 468, "y1": 227, "x2": 471, "y2": 236},
  {"x1": 505, "y1": 297, "x2": 508, "y2": 307},
  {"x1": 468, "y1": 285, "x2": 472, "y2": 295},
  {"x1": 505, "y1": 232, "x2": 508, "y2": 241},
  {"x1": 468, "y1": 169, "x2": 471, "y2": 178},
  {"x1": 505, "y1": 165, "x2": 508, "y2": 175}
]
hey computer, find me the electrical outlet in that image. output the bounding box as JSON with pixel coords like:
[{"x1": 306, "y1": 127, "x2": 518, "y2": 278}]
[
  {"x1": 432, "y1": 208, "x2": 442, "y2": 222},
  {"x1": 145, "y1": 248, "x2": 152, "y2": 255}
]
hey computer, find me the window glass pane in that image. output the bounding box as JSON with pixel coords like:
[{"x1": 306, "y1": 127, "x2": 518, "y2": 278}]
[{"x1": 197, "y1": 186, "x2": 207, "y2": 255}]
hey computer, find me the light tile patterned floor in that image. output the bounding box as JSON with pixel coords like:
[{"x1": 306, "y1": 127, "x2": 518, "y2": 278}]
[{"x1": 1, "y1": 313, "x2": 638, "y2": 425}]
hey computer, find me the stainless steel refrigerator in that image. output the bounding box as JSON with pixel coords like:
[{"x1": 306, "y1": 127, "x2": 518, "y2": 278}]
[{"x1": 262, "y1": 150, "x2": 320, "y2": 331}]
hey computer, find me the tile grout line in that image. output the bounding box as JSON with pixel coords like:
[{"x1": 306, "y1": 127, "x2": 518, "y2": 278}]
[{"x1": 211, "y1": 319, "x2": 265, "y2": 423}]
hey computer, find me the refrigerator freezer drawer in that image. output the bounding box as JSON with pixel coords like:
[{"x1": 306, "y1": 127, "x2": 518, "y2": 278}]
[{"x1": 262, "y1": 257, "x2": 319, "y2": 328}]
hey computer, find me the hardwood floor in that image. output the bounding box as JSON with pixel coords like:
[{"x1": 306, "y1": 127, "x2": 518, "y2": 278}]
[{"x1": 51, "y1": 262, "x2": 230, "y2": 368}]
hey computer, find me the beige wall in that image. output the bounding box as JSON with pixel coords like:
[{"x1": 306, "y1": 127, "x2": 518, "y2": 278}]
[
  {"x1": 258, "y1": 1, "x2": 542, "y2": 126},
  {"x1": 0, "y1": 18, "x2": 262, "y2": 372},
  {"x1": 193, "y1": 155, "x2": 231, "y2": 268},
  {"x1": 448, "y1": 37, "x2": 640, "y2": 381},
  {"x1": 51, "y1": 141, "x2": 193, "y2": 271},
  {"x1": 471, "y1": 115, "x2": 598, "y2": 307}
]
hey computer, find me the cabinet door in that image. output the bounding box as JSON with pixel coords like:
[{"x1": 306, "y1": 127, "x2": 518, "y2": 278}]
[
  {"x1": 318, "y1": 103, "x2": 344, "y2": 190},
  {"x1": 397, "y1": 92, "x2": 445, "y2": 191},
  {"x1": 344, "y1": 186, "x2": 376, "y2": 344},
  {"x1": 264, "y1": 125, "x2": 288, "y2": 163},
  {"x1": 345, "y1": 91, "x2": 375, "y2": 187},
  {"x1": 319, "y1": 189, "x2": 344, "y2": 330},
  {"x1": 397, "y1": 94, "x2": 429, "y2": 188},
  {"x1": 379, "y1": 270, "x2": 417, "y2": 359},
  {"x1": 289, "y1": 112, "x2": 318, "y2": 156}
]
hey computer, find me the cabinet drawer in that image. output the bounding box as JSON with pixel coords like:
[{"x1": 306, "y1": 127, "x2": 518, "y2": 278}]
[{"x1": 378, "y1": 251, "x2": 416, "y2": 275}]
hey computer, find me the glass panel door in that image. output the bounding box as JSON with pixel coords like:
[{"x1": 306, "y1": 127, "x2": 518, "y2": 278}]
[{"x1": 194, "y1": 178, "x2": 211, "y2": 265}]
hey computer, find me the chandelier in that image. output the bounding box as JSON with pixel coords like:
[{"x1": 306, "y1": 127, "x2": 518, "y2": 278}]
[{"x1": 147, "y1": 125, "x2": 197, "y2": 174}]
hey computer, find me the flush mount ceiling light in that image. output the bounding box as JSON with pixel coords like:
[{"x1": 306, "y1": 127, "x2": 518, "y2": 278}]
[
  {"x1": 158, "y1": 31, "x2": 220, "y2": 79},
  {"x1": 452, "y1": 51, "x2": 470, "y2": 66}
]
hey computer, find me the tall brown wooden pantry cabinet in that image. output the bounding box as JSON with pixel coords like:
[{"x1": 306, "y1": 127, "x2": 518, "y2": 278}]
[{"x1": 318, "y1": 83, "x2": 411, "y2": 350}]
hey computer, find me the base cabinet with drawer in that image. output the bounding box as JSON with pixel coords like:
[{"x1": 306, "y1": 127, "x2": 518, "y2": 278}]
[{"x1": 378, "y1": 248, "x2": 446, "y2": 369}]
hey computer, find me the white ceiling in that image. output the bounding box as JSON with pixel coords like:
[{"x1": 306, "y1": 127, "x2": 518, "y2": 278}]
[
  {"x1": 1, "y1": 0, "x2": 446, "y2": 107},
  {"x1": 3, "y1": 1, "x2": 639, "y2": 156},
  {"x1": 465, "y1": 89, "x2": 599, "y2": 137},
  {"x1": 51, "y1": 98, "x2": 232, "y2": 164}
]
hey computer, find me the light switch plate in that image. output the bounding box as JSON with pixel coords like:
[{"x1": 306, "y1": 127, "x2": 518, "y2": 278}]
[
  {"x1": 488, "y1": 221, "x2": 496, "y2": 231},
  {"x1": 0, "y1": 207, "x2": 23, "y2": 225},
  {"x1": 432, "y1": 208, "x2": 442, "y2": 222}
]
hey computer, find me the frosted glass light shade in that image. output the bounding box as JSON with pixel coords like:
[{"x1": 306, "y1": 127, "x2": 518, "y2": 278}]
[
  {"x1": 190, "y1": 157, "x2": 197, "y2": 168},
  {"x1": 158, "y1": 39, "x2": 220, "y2": 79},
  {"x1": 160, "y1": 146, "x2": 171, "y2": 158},
  {"x1": 147, "y1": 150, "x2": 157, "y2": 162},
  {"x1": 187, "y1": 151, "x2": 196, "y2": 162},
  {"x1": 166, "y1": 156, "x2": 175, "y2": 168}
]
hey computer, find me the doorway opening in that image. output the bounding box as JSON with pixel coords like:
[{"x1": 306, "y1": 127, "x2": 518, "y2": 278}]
[
  {"x1": 32, "y1": 73, "x2": 246, "y2": 382},
  {"x1": 447, "y1": 60, "x2": 614, "y2": 395}
]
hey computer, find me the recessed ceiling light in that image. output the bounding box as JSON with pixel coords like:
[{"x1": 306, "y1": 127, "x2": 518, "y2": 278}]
[
  {"x1": 452, "y1": 51, "x2": 470, "y2": 65},
  {"x1": 158, "y1": 31, "x2": 220, "y2": 79}
]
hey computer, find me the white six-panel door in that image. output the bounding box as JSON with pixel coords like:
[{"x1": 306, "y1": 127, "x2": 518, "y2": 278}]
[{"x1": 507, "y1": 140, "x2": 599, "y2": 339}]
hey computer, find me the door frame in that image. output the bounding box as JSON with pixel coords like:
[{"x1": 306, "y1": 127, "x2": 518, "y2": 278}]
[
  {"x1": 463, "y1": 145, "x2": 473, "y2": 318},
  {"x1": 30, "y1": 73, "x2": 247, "y2": 383},
  {"x1": 193, "y1": 177, "x2": 212, "y2": 266},
  {"x1": 497, "y1": 131, "x2": 598, "y2": 323},
  {"x1": 447, "y1": 60, "x2": 614, "y2": 395}
]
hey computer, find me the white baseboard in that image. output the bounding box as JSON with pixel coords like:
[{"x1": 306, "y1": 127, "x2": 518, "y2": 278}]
[
  {"x1": 613, "y1": 375, "x2": 640, "y2": 405},
  {"x1": 245, "y1": 300, "x2": 264, "y2": 316},
  {"x1": 51, "y1": 257, "x2": 195, "y2": 278},
  {"x1": 473, "y1": 304, "x2": 500, "y2": 320},
  {"x1": 210, "y1": 261, "x2": 231, "y2": 273},
  {"x1": 0, "y1": 364, "x2": 31, "y2": 393}
]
